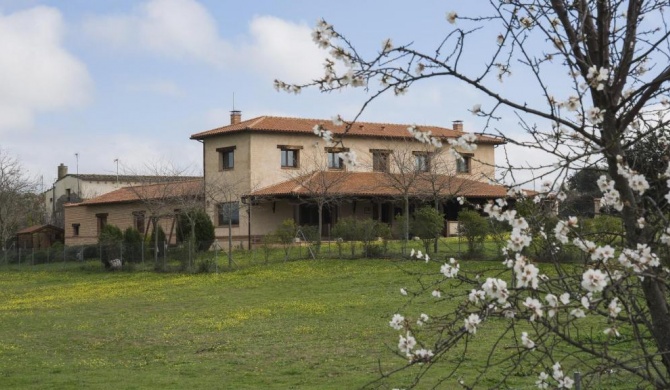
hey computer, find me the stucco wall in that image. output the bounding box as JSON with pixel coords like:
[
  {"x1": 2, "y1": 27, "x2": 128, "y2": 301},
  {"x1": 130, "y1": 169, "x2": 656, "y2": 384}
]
[{"x1": 201, "y1": 129, "x2": 497, "y2": 244}]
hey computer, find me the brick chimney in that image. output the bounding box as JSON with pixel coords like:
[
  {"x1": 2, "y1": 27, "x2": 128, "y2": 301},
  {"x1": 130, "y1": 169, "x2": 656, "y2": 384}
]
[
  {"x1": 57, "y1": 163, "x2": 68, "y2": 180},
  {"x1": 230, "y1": 110, "x2": 241, "y2": 125},
  {"x1": 452, "y1": 120, "x2": 463, "y2": 132}
]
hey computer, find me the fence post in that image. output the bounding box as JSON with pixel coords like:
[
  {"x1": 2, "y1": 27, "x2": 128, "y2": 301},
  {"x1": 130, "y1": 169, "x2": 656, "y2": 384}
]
[
  {"x1": 574, "y1": 372, "x2": 581, "y2": 390},
  {"x1": 31, "y1": 247, "x2": 35, "y2": 266}
]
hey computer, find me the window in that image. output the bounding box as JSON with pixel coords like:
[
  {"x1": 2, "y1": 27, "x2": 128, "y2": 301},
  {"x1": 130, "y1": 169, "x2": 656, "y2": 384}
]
[
  {"x1": 66, "y1": 188, "x2": 71, "y2": 202},
  {"x1": 133, "y1": 211, "x2": 146, "y2": 234},
  {"x1": 217, "y1": 146, "x2": 236, "y2": 170},
  {"x1": 457, "y1": 154, "x2": 472, "y2": 173},
  {"x1": 218, "y1": 202, "x2": 240, "y2": 226},
  {"x1": 414, "y1": 152, "x2": 430, "y2": 172},
  {"x1": 278, "y1": 145, "x2": 302, "y2": 168},
  {"x1": 72, "y1": 223, "x2": 80, "y2": 236},
  {"x1": 96, "y1": 213, "x2": 108, "y2": 235},
  {"x1": 371, "y1": 150, "x2": 391, "y2": 172},
  {"x1": 326, "y1": 147, "x2": 347, "y2": 170}
]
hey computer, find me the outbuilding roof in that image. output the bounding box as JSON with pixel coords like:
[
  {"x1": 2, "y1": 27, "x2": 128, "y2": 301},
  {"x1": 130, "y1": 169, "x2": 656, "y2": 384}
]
[{"x1": 65, "y1": 179, "x2": 204, "y2": 206}]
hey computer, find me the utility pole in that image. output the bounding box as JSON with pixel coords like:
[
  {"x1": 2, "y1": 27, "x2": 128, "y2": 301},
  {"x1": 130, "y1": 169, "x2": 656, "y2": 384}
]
[
  {"x1": 75, "y1": 152, "x2": 80, "y2": 195},
  {"x1": 114, "y1": 158, "x2": 119, "y2": 185}
]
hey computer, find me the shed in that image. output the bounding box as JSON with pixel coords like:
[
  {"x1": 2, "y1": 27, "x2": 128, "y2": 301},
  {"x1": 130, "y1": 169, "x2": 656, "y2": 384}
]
[{"x1": 16, "y1": 224, "x2": 64, "y2": 250}]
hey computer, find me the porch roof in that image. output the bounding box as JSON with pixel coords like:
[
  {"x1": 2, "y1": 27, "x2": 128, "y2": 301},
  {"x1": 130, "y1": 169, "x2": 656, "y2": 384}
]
[{"x1": 248, "y1": 171, "x2": 509, "y2": 199}]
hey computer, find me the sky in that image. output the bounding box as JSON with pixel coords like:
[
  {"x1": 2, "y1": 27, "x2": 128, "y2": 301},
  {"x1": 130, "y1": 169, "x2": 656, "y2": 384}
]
[{"x1": 0, "y1": 0, "x2": 558, "y2": 191}]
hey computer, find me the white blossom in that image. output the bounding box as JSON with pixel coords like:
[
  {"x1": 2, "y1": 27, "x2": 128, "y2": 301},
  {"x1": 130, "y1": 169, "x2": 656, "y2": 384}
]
[
  {"x1": 432, "y1": 289, "x2": 442, "y2": 298},
  {"x1": 471, "y1": 104, "x2": 482, "y2": 115},
  {"x1": 446, "y1": 11, "x2": 458, "y2": 24},
  {"x1": 417, "y1": 313, "x2": 429, "y2": 326},
  {"x1": 464, "y1": 313, "x2": 482, "y2": 334},
  {"x1": 536, "y1": 372, "x2": 550, "y2": 389},
  {"x1": 604, "y1": 327, "x2": 621, "y2": 337},
  {"x1": 521, "y1": 332, "x2": 535, "y2": 349},
  {"x1": 608, "y1": 298, "x2": 622, "y2": 318},
  {"x1": 523, "y1": 297, "x2": 544, "y2": 321},
  {"x1": 581, "y1": 269, "x2": 608, "y2": 292},
  {"x1": 570, "y1": 308, "x2": 586, "y2": 318},
  {"x1": 389, "y1": 314, "x2": 405, "y2": 330},
  {"x1": 337, "y1": 151, "x2": 358, "y2": 168},
  {"x1": 400, "y1": 288, "x2": 408, "y2": 296},
  {"x1": 412, "y1": 348, "x2": 434, "y2": 362},
  {"x1": 440, "y1": 258, "x2": 460, "y2": 278},
  {"x1": 560, "y1": 293, "x2": 570, "y2": 305},
  {"x1": 331, "y1": 115, "x2": 344, "y2": 126},
  {"x1": 469, "y1": 289, "x2": 486, "y2": 304},
  {"x1": 482, "y1": 278, "x2": 509, "y2": 303},
  {"x1": 398, "y1": 331, "x2": 417, "y2": 354}
]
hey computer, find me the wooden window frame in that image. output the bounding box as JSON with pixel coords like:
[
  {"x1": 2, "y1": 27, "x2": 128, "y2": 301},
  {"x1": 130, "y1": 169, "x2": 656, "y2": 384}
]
[
  {"x1": 457, "y1": 153, "x2": 473, "y2": 174},
  {"x1": 216, "y1": 146, "x2": 236, "y2": 171},
  {"x1": 370, "y1": 149, "x2": 392, "y2": 172},
  {"x1": 278, "y1": 145, "x2": 303, "y2": 169}
]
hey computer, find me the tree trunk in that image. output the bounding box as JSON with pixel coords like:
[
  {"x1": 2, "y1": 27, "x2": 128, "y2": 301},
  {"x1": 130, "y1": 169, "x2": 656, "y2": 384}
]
[
  {"x1": 228, "y1": 219, "x2": 232, "y2": 268},
  {"x1": 317, "y1": 202, "x2": 323, "y2": 253}
]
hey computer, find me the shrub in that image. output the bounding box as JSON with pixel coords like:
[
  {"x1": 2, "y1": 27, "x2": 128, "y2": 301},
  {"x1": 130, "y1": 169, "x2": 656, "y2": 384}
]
[
  {"x1": 176, "y1": 210, "x2": 215, "y2": 251},
  {"x1": 411, "y1": 206, "x2": 444, "y2": 254},
  {"x1": 99, "y1": 224, "x2": 123, "y2": 268},
  {"x1": 274, "y1": 219, "x2": 297, "y2": 261},
  {"x1": 332, "y1": 217, "x2": 359, "y2": 257},
  {"x1": 123, "y1": 227, "x2": 144, "y2": 263},
  {"x1": 582, "y1": 215, "x2": 623, "y2": 245},
  {"x1": 458, "y1": 209, "x2": 489, "y2": 256}
]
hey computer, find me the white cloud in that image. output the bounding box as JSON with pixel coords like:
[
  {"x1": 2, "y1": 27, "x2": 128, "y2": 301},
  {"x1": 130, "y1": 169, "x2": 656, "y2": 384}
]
[
  {"x1": 82, "y1": 0, "x2": 230, "y2": 66},
  {"x1": 83, "y1": 1, "x2": 325, "y2": 82},
  {"x1": 0, "y1": 6, "x2": 91, "y2": 133},
  {"x1": 239, "y1": 15, "x2": 327, "y2": 83}
]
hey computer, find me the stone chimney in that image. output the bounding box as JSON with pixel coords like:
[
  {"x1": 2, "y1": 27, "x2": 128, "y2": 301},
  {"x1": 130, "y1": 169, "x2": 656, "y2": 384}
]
[
  {"x1": 57, "y1": 163, "x2": 68, "y2": 180},
  {"x1": 230, "y1": 110, "x2": 242, "y2": 125},
  {"x1": 452, "y1": 120, "x2": 463, "y2": 132}
]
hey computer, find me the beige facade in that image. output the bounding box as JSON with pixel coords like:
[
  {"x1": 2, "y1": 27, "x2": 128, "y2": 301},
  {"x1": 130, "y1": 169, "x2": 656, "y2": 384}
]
[
  {"x1": 64, "y1": 201, "x2": 182, "y2": 246},
  {"x1": 192, "y1": 114, "x2": 502, "y2": 246}
]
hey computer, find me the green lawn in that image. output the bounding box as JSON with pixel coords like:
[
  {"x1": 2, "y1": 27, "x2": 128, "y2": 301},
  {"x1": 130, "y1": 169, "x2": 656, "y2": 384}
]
[
  {"x1": 0, "y1": 259, "x2": 432, "y2": 389},
  {"x1": 0, "y1": 256, "x2": 640, "y2": 389}
]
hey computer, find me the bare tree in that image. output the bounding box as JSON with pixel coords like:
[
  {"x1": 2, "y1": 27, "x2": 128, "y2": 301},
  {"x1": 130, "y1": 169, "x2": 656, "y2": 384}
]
[
  {"x1": 123, "y1": 161, "x2": 203, "y2": 266},
  {"x1": 278, "y1": 1, "x2": 670, "y2": 388},
  {"x1": 0, "y1": 149, "x2": 39, "y2": 250},
  {"x1": 281, "y1": 144, "x2": 352, "y2": 250},
  {"x1": 204, "y1": 174, "x2": 251, "y2": 268}
]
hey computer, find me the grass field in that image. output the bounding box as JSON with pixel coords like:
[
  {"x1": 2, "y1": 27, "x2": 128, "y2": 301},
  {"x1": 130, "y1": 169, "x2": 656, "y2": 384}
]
[
  {"x1": 0, "y1": 254, "x2": 641, "y2": 389},
  {"x1": 0, "y1": 259, "x2": 434, "y2": 389}
]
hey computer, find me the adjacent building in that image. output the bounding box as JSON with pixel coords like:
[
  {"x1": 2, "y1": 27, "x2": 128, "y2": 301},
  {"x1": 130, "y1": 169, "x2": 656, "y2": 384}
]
[{"x1": 64, "y1": 179, "x2": 203, "y2": 246}]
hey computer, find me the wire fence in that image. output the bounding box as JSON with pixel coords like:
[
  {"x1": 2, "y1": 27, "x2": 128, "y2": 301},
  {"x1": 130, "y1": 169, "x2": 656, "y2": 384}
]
[{"x1": 0, "y1": 235, "x2": 504, "y2": 273}]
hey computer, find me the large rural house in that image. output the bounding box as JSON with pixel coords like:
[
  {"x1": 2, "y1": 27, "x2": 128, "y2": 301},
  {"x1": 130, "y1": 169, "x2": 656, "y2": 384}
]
[{"x1": 190, "y1": 111, "x2": 508, "y2": 247}]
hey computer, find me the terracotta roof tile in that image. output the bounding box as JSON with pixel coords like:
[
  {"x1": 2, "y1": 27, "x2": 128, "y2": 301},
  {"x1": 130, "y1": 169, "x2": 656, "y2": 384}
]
[
  {"x1": 67, "y1": 179, "x2": 204, "y2": 206},
  {"x1": 16, "y1": 224, "x2": 63, "y2": 234},
  {"x1": 190, "y1": 116, "x2": 503, "y2": 144},
  {"x1": 249, "y1": 172, "x2": 508, "y2": 199}
]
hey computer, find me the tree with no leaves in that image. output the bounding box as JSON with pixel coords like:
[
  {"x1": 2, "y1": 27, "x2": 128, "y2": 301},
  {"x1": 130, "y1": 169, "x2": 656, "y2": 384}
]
[
  {"x1": 0, "y1": 149, "x2": 40, "y2": 250},
  {"x1": 279, "y1": 1, "x2": 670, "y2": 388}
]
